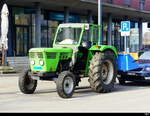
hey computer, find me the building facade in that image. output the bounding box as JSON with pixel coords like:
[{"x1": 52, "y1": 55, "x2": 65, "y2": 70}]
[{"x1": 1, "y1": 0, "x2": 150, "y2": 56}]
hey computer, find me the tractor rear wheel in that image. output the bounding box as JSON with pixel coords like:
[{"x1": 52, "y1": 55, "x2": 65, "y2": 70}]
[
  {"x1": 89, "y1": 51, "x2": 117, "y2": 93},
  {"x1": 56, "y1": 71, "x2": 76, "y2": 98},
  {"x1": 18, "y1": 70, "x2": 37, "y2": 94}
]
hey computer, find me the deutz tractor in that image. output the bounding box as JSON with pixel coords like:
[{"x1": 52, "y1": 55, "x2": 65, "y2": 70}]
[{"x1": 18, "y1": 23, "x2": 118, "y2": 98}]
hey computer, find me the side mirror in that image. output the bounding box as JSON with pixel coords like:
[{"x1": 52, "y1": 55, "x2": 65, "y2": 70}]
[
  {"x1": 85, "y1": 24, "x2": 89, "y2": 30},
  {"x1": 82, "y1": 42, "x2": 88, "y2": 48},
  {"x1": 82, "y1": 41, "x2": 92, "y2": 49}
]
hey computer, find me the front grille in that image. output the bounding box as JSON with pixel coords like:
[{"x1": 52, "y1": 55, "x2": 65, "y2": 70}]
[
  {"x1": 29, "y1": 52, "x2": 43, "y2": 58},
  {"x1": 46, "y1": 52, "x2": 56, "y2": 59}
]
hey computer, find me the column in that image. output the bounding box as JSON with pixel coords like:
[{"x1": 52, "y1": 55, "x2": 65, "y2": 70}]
[
  {"x1": 87, "y1": 10, "x2": 93, "y2": 24},
  {"x1": 87, "y1": 10, "x2": 93, "y2": 42},
  {"x1": 139, "y1": 18, "x2": 143, "y2": 50},
  {"x1": 64, "y1": 7, "x2": 69, "y2": 23},
  {"x1": 35, "y1": 2, "x2": 41, "y2": 47},
  {"x1": 139, "y1": 0, "x2": 145, "y2": 10},
  {"x1": 107, "y1": 13, "x2": 112, "y2": 46},
  {"x1": 124, "y1": 15, "x2": 129, "y2": 52}
]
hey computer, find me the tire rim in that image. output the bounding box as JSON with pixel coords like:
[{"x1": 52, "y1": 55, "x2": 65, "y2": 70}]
[
  {"x1": 63, "y1": 76, "x2": 74, "y2": 94},
  {"x1": 101, "y1": 60, "x2": 114, "y2": 85}
]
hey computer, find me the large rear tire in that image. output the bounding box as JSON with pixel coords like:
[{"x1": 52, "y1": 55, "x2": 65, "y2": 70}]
[
  {"x1": 89, "y1": 51, "x2": 117, "y2": 93},
  {"x1": 56, "y1": 71, "x2": 76, "y2": 98},
  {"x1": 18, "y1": 70, "x2": 37, "y2": 94}
]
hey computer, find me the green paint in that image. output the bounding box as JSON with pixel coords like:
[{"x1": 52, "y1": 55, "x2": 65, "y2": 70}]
[
  {"x1": 29, "y1": 48, "x2": 73, "y2": 72},
  {"x1": 28, "y1": 23, "x2": 118, "y2": 78}
]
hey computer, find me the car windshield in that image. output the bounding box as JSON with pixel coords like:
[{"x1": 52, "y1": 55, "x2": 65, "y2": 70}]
[
  {"x1": 139, "y1": 51, "x2": 150, "y2": 60},
  {"x1": 55, "y1": 27, "x2": 82, "y2": 45}
]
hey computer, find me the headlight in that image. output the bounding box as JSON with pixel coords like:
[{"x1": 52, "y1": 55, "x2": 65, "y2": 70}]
[
  {"x1": 39, "y1": 60, "x2": 44, "y2": 66},
  {"x1": 31, "y1": 60, "x2": 35, "y2": 65},
  {"x1": 146, "y1": 67, "x2": 150, "y2": 71}
]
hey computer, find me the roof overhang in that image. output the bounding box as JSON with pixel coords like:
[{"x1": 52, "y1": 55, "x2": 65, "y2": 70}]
[
  {"x1": 5, "y1": 0, "x2": 150, "y2": 22},
  {"x1": 102, "y1": 3, "x2": 150, "y2": 22}
]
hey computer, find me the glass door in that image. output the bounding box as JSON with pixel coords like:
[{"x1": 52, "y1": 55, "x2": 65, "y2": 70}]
[{"x1": 15, "y1": 26, "x2": 29, "y2": 56}]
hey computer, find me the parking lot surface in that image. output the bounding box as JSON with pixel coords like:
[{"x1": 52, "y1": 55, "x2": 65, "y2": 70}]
[{"x1": 1, "y1": 74, "x2": 150, "y2": 113}]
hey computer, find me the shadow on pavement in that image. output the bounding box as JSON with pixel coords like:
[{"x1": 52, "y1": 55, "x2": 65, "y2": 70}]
[
  {"x1": 122, "y1": 81, "x2": 150, "y2": 86},
  {"x1": 34, "y1": 86, "x2": 98, "y2": 98},
  {"x1": 35, "y1": 89, "x2": 57, "y2": 94},
  {"x1": 0, "y1": 91, "x2": 19, "y2": 95},
  {"x1": 74, "y1": 82, "x2": 150, "y2": 98},
  {"x1": 113, "y1": 81, "x2": 150, "y2": 93},
  {"x1": 1, "y1": 81, "x2": 148, "y2": 99}
]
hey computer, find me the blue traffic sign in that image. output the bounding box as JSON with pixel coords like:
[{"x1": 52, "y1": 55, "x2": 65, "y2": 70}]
[
  {"x1": 121, "y1": 21, "x2": 130, "y2": 32},
  {"x1": 121, "y1": 21, "x2": 131, "y2": 36}
]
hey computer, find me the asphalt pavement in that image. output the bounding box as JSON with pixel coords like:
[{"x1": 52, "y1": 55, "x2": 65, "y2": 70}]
[{"x1": 0, "y1": 73, "x2": 150, "y2": 113}]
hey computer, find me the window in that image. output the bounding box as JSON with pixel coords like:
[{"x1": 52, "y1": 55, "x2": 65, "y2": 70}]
[
  {"x1": 55, "y1": 28, "x2": 82, "y2": 45},
  {"x1": 148, "y1": 23, "x2": 150, "y2": 28},
  {"x1": 140, "y1": 0, "x2": 145, "y2": 10},
  {"x1": 107, "y1": 0, "x2": 113, "y2": 4},
  {"x1": 93, "y1": 27, "x2": 99, "y2": 45},
  {"x1": 13, "y1": 8, "x2": 31, "y2": 25},
  {"x1": 124, "y1": 0, "x2": 131, "y2": 7}
]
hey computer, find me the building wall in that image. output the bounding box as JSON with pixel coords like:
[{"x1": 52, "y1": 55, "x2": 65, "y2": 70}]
[
  {"x1": 144, "y1": 0, "x2": 150, "y2": 11},
  {"x1": 112, "y1": 0, "x2": 124, "y2": 6},
  {"x1": 0, "y1": 0, "x2": 149, "y2": 56},
  {"x1": 131, "y1": 0, "x2": 140, "y2": 9},
  {"x1": 102, "y1": 0, "x2": 150, "y2": 11}
]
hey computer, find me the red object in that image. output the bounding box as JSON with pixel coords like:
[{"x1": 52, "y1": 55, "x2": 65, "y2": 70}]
[{"x1": 99, "y1": 0, "x2": 150, "y2": 11}]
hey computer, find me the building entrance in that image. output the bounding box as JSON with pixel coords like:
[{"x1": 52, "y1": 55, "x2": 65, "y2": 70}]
[{"x1": 15, "y1": 26, "x2": 29, "y2": 56}]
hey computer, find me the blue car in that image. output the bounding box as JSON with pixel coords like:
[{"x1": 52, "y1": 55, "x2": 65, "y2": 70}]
[{"x1": 117, "y1": 51, "x2": 150, "y2": 84}]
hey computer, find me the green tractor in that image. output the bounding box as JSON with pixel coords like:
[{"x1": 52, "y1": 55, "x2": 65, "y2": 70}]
[{"x1": 18, "y1": 23, "x2": 118, "y2": 98}]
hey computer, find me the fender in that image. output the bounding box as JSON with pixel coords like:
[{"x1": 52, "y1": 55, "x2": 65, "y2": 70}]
[{"x1": 89, "y1": 45, "x2": 118, "y2": 57}]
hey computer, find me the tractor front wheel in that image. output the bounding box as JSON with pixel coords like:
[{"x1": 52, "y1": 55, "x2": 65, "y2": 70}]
[
  {"x1": 89, "y1": 51, "x2": 117, "y2": 93},
  {"x1": 56, "y1": 71, "x2": 76, "y2": 98},
  {"x1": 18, "y1": 70, "x2": 37, "y2": 94}
]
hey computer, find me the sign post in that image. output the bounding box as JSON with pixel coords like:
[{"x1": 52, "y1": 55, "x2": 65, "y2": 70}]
[
  {"x1": 98, "y1": 0, "x2": 101, "y2": 26},
  {"x1": 1, "y1": 44, "x2": 5, "y2": 66},
  {"x1": 121, "y1": 21, "x2": 131, "y2": 52},
  {"x1": 98, "y1": 0, "x2": 103, "y2": 45}
]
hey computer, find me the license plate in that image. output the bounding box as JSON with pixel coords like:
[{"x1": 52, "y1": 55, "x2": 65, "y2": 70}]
[
  {"x1": 34, "y1": 67, "x2": 42, "y2": 70},
  {"x1": 127, "y1": 73, "x2": 135, "y2": 76}
]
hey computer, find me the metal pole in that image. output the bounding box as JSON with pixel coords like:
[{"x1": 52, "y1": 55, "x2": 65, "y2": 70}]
[
  {"x1": 64, "y1": 7, "x2": 69, "y2": 23},
  {"x1": 124, "y1": 36, "x2": 127, "y2": 52},
  {"x1": 1, "y1": 44, "x2": 5, "y2": 66},
  {"x1": 108, "y1": 13, "x2": 112, "y2": 46},
  {"x1": 139, "y1": 18, "x2": 143, "y2": 50},
  {"x1": 88, "y1": 10, "x2": 93, "y2": 24},
  {"x1": 35, "y1": 2, "x2": 41, "y2": 47},
  {"x1": 98, "y1": 0, "x2": 102, "y2": 45},
  {"x1": 87, "y1": 10, "x2": 93, "y2": 42},
  {"x1": 98, "y1": 0, "x2": 101, "y2": 26}
]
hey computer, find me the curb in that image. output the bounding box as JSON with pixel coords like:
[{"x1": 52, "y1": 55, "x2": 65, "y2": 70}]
[{"x1": 0, "y1": 73, "x2": 21, "y2": 77}]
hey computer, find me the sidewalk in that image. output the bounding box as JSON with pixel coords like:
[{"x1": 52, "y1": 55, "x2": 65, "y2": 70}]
[{"x1": 0, "y1": 73, "x2": 21, "y2": 78}]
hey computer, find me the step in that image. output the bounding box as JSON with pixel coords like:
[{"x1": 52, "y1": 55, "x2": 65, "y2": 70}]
[
  {"x1": 0, "y1": 66, "x2": 17, "y2": 74},
  {"x1": 6, "y1": 57, "x2": 30, "y2": 72},
  {"x1": 8, "y1": 62, "x2": 29, "y2": 64}
]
